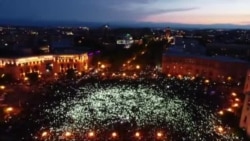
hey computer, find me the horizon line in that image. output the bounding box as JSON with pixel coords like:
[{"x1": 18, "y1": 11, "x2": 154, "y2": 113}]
[{"x1": 0, "y1": 20, "x2": 250, "y2": 29}]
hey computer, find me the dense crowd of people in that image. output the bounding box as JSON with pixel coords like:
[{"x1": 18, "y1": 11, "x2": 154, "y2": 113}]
[{"x1": 0, "y1": 70, "x2": 243, "y2": 140}]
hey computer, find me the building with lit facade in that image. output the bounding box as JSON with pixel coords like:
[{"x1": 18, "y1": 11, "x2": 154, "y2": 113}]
[
  {"x1": 116, "y1": 34, "x2": 134, "y2": 49},
  {"x1": 240, "y1": 70, "x2": 250, "y2": 136},
  {"x1": 162, "y1": 47, "x2": 249, "y2": 82},
  {"x1": 165, "y1": 27, "x2": 175, "y2": 45},
  {"x1": 0, "y1": 53, "x2": 89, "y2": 81}
]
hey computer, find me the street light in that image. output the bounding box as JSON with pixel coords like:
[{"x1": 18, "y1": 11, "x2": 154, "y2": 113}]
[
  {"x1": 156, "y1": 131, "x2": 163, "y2": 138},
  {"x1": 226, "y1": 108, "x2": 233, "y2": 112},
  {"x1": 0, "y1": 85, "x2": 5, "y2": 90},
  {"x1": 24, "y1": 77, "x2": 29, "y2": 81},
  {"x1": 235, "y1": 98, "x2": 240, "y2": 102},
  {"x1": 135, "y1": 131, "x2": 141, "y2": 138},
  {"x1": 232, "y1": 103, "x2": 239, "y2": 107},
  {"x1": 231, "y1": 92, "x2": 237, "y2": 97},
  {"x1": 216, "y1": 126, "x2": 224, "y2": 134},
  {"x1": 111, "y1": 132, "x2": 118, "y2": 138},
  {"x1": 204, "y1": 79, "x2": 210, "y2": 83},
  {"x1": 218, "y1": 110, "x2": 224, "y2": 115},
  {"x1": 78, "y1": 72, "x2": 82, "y2": 76},
  {"x1": 178, "y1": 74, "x2": 182, "y2": 79},
  {"x1": 41, "y1": 131, "x2": 49, "y2": 138},
  {"x1": 5, "y1": 107, "x2": 14, "y2": 113},
  {"x1": 157, "y1": 132, "x2": 162, "y2": 137},
  {"x1": 88, "y1": 131, "x2": 95, "y2": 138},
  {"x1": 101, "y1": 64, "x2": 105, "y2": 69},
  {"x1": 191, "y1": 76, "x2": 195, "y2": 80},
  {"x1": 136, "y1": 65, "x2": 140, "y2": 69},
  {"x1": 64, "y1": 131, "x2": 72, "y2": 137}
]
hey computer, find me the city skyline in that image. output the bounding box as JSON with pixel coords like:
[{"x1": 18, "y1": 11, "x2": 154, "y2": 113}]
[{"x1": 0, "y1": 0, "x2": 250, "y2": 26}]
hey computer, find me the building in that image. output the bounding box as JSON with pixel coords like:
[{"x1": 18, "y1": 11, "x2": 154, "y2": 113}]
[
  {"x1": 165, "y1": 27, "x2": 175, "y2": 45},
  {"x1": 0, "y1": 52, "x2": 89, "y2": 81},
  {"x1": 162, "y1": 41, "x2": 249, "y2": 82},
  {"x1": 116, "y1": 34, "x2": 134, "y2": 49},
  {"x1": 206, "y1": 43, "x2": 250, "y2": 61},
  {"x1": 240, "y1": 70, "x2": 250, "y2": 136}
]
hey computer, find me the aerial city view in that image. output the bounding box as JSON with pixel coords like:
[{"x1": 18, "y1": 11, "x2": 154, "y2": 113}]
[{"x1": 1, "y1": 0, "x2": 250, "y2": 141}]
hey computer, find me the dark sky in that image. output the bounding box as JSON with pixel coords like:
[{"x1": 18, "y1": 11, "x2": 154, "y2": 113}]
[
  {"x1": 0, "y1": 0, "x2": 158, "y2": 22},
  {"x1": 0, "y1": 0, "x2": 249, "y2": 25}
]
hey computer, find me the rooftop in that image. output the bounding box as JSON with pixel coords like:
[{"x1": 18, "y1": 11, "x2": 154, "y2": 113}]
[
  {"x1": 164, "y1": 47, "x2": 248, "y2": 63},
  {"x1": 0, "y1": 48, "x2": 92, "y2": 59}
]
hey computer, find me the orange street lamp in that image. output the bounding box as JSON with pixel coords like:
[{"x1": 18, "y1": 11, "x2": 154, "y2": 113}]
[
  {"x1": 136, "y1": 65, "x2": 140, "y2": 69},
  {"x1": 135, "y1": 131, "x2": 140, "y2": 138},
  {"x1": 218, "y1": 110, "x2": 224, "y2": 115},
  {"x1": 101, "y1": 64, "x2": 105, "y2": 69},
  {"x1": 178, "y1": 74, "x2": 183, "y2": 79},
  {"x1": 216, "y1": 126, "x2": 224, "y2": 134},
  {"x1": 64, "y1": 131, "x2": 72, "y2": 137},
  {"x1": 235, "y1": 98, "x2": 240, "y2": 102},
  {"x1": 156, "y1": 131, "x2": 163, "y2": 138},
  {"x1": 0, "y1": 85, "x2": 5, "y2": 90},
  {"x1": 5, "y1": 107, "x2": 14, "y2": 113},
  {"x1": 232, "y1": 103, "x2": 239, "y2": 107},
  {"x1": 227, "y1": 108, "x2": 233, "y2": 112},
  {"x1": 88, "y1": 131, "x2": 95, "y2": 138},
  {"x1": 111, "y1": 132, "x2": 118, "y2": 138},
  {"x1": 41, "y1": 131, "x2": 49, "y2": 138},
  {"x1": 204, "y1": 79, "x2": 210, "y2": 83},
  {"x1": 231, "y1": 92, "x2": 237, "y2": 97}
]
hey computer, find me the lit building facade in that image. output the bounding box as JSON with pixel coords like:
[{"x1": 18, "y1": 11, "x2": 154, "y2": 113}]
[
  {"x1": 165, "y1": 27, "x2": 175, "y2": 45},
  {"x1": 116, "y1": 34, "x2": 134, "y2": 49},
  {"x1": 240, "y1": 70, "x2": 250, "y2": 136},
  {"x1": 0, "y1": 53, "x2": 89, "y2": 80},
  {"x1": 162, "y1": 50, "x2": 249, "y2": 82}
]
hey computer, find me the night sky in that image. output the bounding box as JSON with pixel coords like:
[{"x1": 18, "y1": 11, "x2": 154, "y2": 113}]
[{"x1": 0, "y1": 0, "x2": 249, "y2": 25}]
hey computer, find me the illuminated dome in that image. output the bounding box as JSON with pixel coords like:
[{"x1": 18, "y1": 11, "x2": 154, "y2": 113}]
[{"x1": 116, "y1": 33, "x2": 134, "y2": 49}]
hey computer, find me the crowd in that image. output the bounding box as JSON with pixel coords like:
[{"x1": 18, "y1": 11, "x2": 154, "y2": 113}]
[{"x1": 8, "y1": 71, "x2": 242, "y2": 140}]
